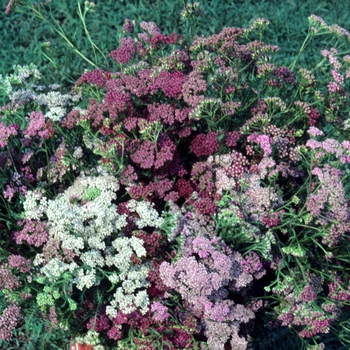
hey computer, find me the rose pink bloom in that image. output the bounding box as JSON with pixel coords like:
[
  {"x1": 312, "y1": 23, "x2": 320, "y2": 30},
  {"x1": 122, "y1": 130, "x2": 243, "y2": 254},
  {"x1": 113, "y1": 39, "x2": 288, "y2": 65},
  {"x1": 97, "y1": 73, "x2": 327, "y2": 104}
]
[
  {"x1": 3, "y1": 185, "x2": 16, "y2": 201},
  {"x1": 23, "y1": 111, "x2": 46, "y2": 137},
  {"x1": 311, "y1": 167, "x2": 324, "y2": 181},
  {"x1": 306, "y1": 139, "x2": 322, "y2": 149},
  {"x1": 328, "y1": 81, "x2": 341, "y2": 93},
  {"x1": 0, "y1": 122, "x2": 18, "y2": 148},
  {"x1": 151, "y1": 301, "x2": 171, "y2": 321},
  {"x1": 342, "y1": 140, "x2": 350, "y2": 152},
  {"x1": 307, "y1": 127, "x2": 324, "y2": 137}
]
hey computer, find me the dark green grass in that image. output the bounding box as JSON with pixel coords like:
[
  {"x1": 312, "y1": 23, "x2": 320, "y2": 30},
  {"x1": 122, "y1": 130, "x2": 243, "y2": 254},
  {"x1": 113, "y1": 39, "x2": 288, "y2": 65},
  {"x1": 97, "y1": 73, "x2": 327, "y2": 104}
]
[{"x1": 1, "y1": 0, "x2": 350, "y2": 89}]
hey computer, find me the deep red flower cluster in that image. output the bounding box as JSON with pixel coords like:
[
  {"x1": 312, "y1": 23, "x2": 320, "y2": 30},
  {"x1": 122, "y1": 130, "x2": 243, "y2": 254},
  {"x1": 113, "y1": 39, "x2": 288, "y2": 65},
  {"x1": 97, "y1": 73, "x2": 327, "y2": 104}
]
[
  {"x1": 190, "y1": 132, "x2": 219, "y2": 157},
  {"x1": 271, "y1": 66, "x2": 297, "y2": 87},
  {"x1": 193, "y1": 197, "x2": 216, "y2": 216},
  {"x1": 86, "y1": 309, "x2": 111, "y2": 332},
  {"x1": 130, "y1": 140, "x2": 156, "y2": 169},
  {"x1": 175, "y1": 179, "x2": 194, "y2": 199},
  {"x1": 261, "y1": 211, "x2": 281, "y2": 228},
  {"x1": 307, "y1": 108, "x2": 320, "y2": 126},
  {"x1": 225, "y1": 131, "x2": 241, "y2": 148},
  {"x1": 135, "y1": 230, "x2": 166, "y2": 257}
]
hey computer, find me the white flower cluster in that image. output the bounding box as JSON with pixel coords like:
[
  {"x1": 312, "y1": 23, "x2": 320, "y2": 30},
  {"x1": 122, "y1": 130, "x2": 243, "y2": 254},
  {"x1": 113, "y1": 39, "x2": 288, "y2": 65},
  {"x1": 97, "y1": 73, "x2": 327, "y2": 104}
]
[
  {"x1": 34, "y1": 91, "x2": 73, "y2": 122},
  {"x1": 107, "y1": 288, "x2": 149, "y2": 317},
  {"x1": 80, "y1": 249, "x2": 105, "y2": 268},
  {"x1": 2, "y1": 64, "x2": 78, "y2": 122},
  {"x1": 107, "y1": 275, "x2": 150, "y2": 318},
  {"x1": 75, "y1": 267, "x2": 98, "y2": 290},
  {"x1": 22, "y1": 190, "x2": 48, "y2": 220},
  {"x1": 22, "y1": 172, "x2": 125, "y2": 265},
  {"x1": 73, "y1": 146, "x2": 84, "y2": 159},
  {"x1": 127, "y1": 199, "x2": 164, "y2": 229},
  {"x1": 22, "y1": 173, "x2": 156, "y2": 316},
  {"x1": 105, "y1": 237, "x2": 150, "y2": 316},
  {"x1": 10, "y1": 87, "x2": 73, "y2": 122},
  {"x1": 106, "y1": 236, "x2": 146, "y2": 272},
  {"x1": 9, "y1": 63, "x2": 42, "y2": 85},
  {"x1": 41, "y1": 258, "x2": 71, "y2": 282},
  {"x1": 41, "y1": 175, "x2": 126, "y2": 253},
  {"x1": 73, "y1": 329, "x2": 105, "y2": 350},
  {"x1": 65, "y1": 172, "x2": 120, "y2": 200}
]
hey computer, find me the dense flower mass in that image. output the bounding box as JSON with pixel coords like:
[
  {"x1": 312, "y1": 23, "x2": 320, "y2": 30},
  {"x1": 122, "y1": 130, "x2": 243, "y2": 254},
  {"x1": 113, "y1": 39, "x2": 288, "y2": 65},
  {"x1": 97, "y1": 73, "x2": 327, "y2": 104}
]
[{"x1": 1, "y1": 10, "x2": 350, "y2": 350}]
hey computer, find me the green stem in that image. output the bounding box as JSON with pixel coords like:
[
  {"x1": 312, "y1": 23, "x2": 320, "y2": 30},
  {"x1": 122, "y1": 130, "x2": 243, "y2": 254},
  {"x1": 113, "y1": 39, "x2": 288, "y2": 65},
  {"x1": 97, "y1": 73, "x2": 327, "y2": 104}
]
[
  {"x1": 29, "y1": 3, "x2": 99, "y2": 68},
  {"x1": 76, "y1": 0, "x2": 107, "y2": 66}
]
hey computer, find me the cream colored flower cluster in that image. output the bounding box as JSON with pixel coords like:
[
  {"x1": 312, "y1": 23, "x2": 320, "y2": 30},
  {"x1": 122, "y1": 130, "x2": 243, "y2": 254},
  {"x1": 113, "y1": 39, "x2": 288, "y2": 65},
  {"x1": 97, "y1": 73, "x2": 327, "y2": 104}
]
[
  {"x1": 21, "y1": 173, "x2": 160, "y2": 315},
  {"x1": 105, "y1": 236, "x2": 150, "y2": 316},
  {"x1": 127, "y1": 199, "x2": 164, "y2": 229}
]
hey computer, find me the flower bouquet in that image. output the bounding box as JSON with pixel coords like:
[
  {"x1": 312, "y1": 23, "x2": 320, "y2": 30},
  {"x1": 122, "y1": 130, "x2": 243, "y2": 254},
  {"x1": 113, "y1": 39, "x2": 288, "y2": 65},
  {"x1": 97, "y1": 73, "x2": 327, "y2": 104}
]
[{"x1": 1, "y1": 1, "x2": 350, "y2": 349}]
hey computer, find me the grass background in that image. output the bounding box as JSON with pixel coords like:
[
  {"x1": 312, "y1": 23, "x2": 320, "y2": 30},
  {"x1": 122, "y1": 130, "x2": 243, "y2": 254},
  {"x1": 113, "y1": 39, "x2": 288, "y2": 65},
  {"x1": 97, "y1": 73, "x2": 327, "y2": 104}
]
[{"x1": 1, "y1": 0, "x2": 350, "y2": 90}]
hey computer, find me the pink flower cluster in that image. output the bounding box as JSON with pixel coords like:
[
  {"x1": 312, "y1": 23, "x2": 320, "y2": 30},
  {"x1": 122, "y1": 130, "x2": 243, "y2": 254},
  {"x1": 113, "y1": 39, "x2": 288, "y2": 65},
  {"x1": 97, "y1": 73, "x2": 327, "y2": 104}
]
[
  {"x1": 0, "y1": 121, "x2": 18, "y2": 148},
  {"x1": 22, "y1": 110, "x2": 55, "y2": 140},
  {"x1": 8, "y1": 254, "x2": 31, "y2": 273},
  {"x1": 248, "y1": 133, "x2": 273, "y2": 156},
  {"x1": 12, "y1": 219, "x2": 48, "y2": 247},
  {"x1": 0, "y1": 304, "x2": 21, "y2": 341}
]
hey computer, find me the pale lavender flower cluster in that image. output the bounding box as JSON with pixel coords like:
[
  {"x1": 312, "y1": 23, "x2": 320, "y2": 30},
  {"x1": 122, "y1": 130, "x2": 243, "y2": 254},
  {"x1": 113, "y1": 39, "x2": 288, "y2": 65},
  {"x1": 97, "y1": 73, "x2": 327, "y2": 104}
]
[
  {"x1": 150, "y1": 301, "x2": 171, "y2": 321},
  {"x1": 8, "y1": 254, "x2": 31, "y2": 273},
  {"x1": 139, "y1": 21, "x2": 161, "y2": 36},
  {"x1": 160, "y1": 235, "x2": 256, "y2": 348},
  {"x1": 306, "y1": 129, "x2": 350, "y2": 164},
  {"x1": 306, "y1": 164, "x2": 350, "y2": 246},
  {"x1": 0, "y1": 263, "x2": 21, "y2": 291},
  {"x1": 0, "y1": 304, "x2": 22, "y2": 341}
]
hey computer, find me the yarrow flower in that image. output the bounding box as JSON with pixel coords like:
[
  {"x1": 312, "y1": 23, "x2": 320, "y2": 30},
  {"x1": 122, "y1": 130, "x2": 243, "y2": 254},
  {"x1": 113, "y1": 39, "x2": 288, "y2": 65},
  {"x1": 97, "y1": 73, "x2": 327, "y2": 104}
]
[
  {"x1": 0, "y1": 122, "x2": 18, "y2": 148},
  {"x1": 122, "y1": 18, "x2": 135, "y2": 33},
  {"x1": 150, "y1": 301, "x2": 171, "y2": 321},
  {"x1": 190, "y1": 132, "x2": 219, "y2": 157},
  {"x1": 0, "y1": 304, "x2": 22, "y2": 341},
  {"x1": 2, "y1": 14, "x2": 350, "y2": 350},
  {"x1": 109, "y1": 37, "x2": 136, "y2": 64}
]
